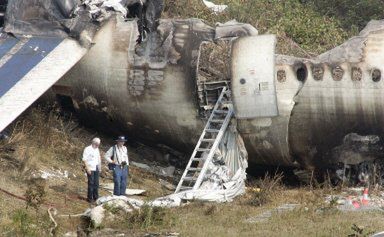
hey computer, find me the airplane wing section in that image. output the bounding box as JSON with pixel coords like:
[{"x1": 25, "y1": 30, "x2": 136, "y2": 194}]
[{"x1": 0, "y1": 34, "x2": 87, "y2": 132}]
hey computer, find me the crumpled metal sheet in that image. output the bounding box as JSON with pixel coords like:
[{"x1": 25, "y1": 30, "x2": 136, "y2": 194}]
[{"x1": 149, "y1": 125, "x2": 248, "y2": 207}]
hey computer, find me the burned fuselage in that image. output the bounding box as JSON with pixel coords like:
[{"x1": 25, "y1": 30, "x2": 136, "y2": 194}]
[
  {"x1": 51, "y1": 16, "x2": 384, "y2": 175},
  {"x1": 1, "y1": 0, "x2": 384, "y2": 176}
]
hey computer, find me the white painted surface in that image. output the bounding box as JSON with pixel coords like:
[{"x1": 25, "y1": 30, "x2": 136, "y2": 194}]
[
  {"x1": 0, "y1": 39, "x2": 87, "y2": 132},
  {"x1": 231, "y1": 35, "x2": 278, "y2": 118}
]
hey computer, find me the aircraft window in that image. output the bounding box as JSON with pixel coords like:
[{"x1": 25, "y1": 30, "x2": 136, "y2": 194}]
[
  {"x1": 240, "y1": 78, "x2": 246, "y2": 85},
  {"x1": 332, "y1": 66, "x2": 344, "y2": 81},
  {"x1": 351, "y1": 67, "x2": 362, "y2": 81},
  {"x1": 277, "y1": 70, "x2": 286, "y2": 82},
  {"x1": 296, "y1": 65, "x2": 307, "y2": 82},
  {"x1": 372, "y1": 69, "x2": 381, "y2": 82},
  {"x1": 312, "y1": 65, "x2": 324, "y2": 81}
]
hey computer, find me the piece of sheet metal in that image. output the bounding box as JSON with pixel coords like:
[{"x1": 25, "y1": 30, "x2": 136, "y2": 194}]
[
  {"x1": 231, "y1": 35, "x2": 278, "y2": 118},
  {"x1": 0, "y1": 34, "x2": 87, "y2": 132}
]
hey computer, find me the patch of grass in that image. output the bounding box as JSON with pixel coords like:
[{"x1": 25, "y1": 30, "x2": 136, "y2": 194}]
[
  {"x1": 0, "y1": 208, "x2": 52, "y2": 237},
  {"x1": 126, "y1": 205, "x2": 175, "y2": 230},
  {"x1": 348, "y1": 223, "x2": 375, "y2": 237},
  {"x1": 25, "y1": 178, "x2": 47, "y2": 211}
]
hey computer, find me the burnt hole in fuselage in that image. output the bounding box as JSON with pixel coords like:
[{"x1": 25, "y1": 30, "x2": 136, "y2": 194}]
[
  {"x1": 372, "y1": 69, "x2": 381, "y2": 82},
  {"x1": 294, "y1": 63, "x2": 307, "y2": 82}
]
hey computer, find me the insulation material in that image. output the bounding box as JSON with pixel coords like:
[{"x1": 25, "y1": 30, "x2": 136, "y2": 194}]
[{"x1": 149, "y1": 125, "x2": 248, "y2": 207}]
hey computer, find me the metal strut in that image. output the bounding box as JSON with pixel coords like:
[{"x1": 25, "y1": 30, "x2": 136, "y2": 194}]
[{"x1": 175, "y1": 87, "x2": 233, "y2": 193}]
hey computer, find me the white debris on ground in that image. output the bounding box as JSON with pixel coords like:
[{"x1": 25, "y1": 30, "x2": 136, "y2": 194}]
[
  {"x1": 100, "y1": 183, "x2": 146, "y2": 196},
  {"x1": 97, "y1": 195, "x2": 144, "y2": 208},
  {"x1": 245, "y1": 204, "x2": 301, "y2": 223},
  {"x1": 202, "y1": 0, "x2": 228, "y2": 14},
  {"x1": 131, "y1": 161, "x2": 176, "y2": 178},
  {"x1": 149, "y1": 125, "x2": 248, "y2": 207},
  {"x1": 35, "y1": 168, "x2": 69, "y2": 180},
  {"x1": 83, "y1": 195, "x2": 145, "y2": 227}
]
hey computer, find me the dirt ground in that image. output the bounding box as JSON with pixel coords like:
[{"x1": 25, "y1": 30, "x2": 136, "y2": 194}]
[{"x1": 1, "y1": 109, "x2": 384, "y2": 237}]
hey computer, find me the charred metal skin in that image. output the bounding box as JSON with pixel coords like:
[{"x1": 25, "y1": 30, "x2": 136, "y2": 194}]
[
  {"x1": 56, "y1": 17, "x2": 215, "y2": 152},
  {"x1": 285, "y1": 21, "x2": 384, "y2": 169}
]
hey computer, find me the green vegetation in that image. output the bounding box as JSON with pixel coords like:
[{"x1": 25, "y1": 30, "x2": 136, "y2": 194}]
[
  {"x1": 164, "y1": 0, "x2": 384, "y2": 56},
  {"x1": 302, "y1": 0, "x2": 384, "y2": 32},
  {"x1": 0, "y1": 209, "x2": 51, "y2": 237}
]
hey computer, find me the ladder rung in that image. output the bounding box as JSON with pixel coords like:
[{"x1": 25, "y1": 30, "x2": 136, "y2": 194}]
[
  {"x1": 202, "y1": 139, "x2": 216, "y2": 142},
  {"x1": 184, "y1": 176, "x2": 198, "y2": 181},
  {"x1": 175, "y1": 86, "x2": 232, "y2": 194},
  {"x1": 192, "y1": 157, "x2": 203, "y2": 161},
  {"x1": 214, "y1": 110, "x2": 228, "y2": 114},
  {"x1": 210, "y1": 119, "x2": 224, "y2": 123},
  {"x1": 196, "y1": 148, "x2": 210, "y2": 152},
  {"x1": 179, "y1": 186, "x2": 192, "y2": 190}
]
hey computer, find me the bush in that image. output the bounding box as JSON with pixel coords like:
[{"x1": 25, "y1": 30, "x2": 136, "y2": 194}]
[
  {"x1": 25, "y1": 178, "x2": 47, "y2": 211},
  {"x1": 247, "y1": 172, "x2": 284, "y2": 206}
]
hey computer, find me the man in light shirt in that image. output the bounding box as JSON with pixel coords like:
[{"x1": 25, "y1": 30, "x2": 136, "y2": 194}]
[
  {"x1": 105, "y1": 136, "x2": 129, "y2": 196},
  {"x1": 82, "y1": 137, "x2": 101, "y2": 203}
]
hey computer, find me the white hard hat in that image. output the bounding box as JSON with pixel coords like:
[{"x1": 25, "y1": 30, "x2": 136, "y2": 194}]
[{"x1": 92, "y1": 137, "x2": 101, "y2": 144}]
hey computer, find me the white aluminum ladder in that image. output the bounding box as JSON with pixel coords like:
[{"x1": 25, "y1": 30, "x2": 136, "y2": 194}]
[{"x1": 175, "y1": 87, "x2": 233, "y2": 193}]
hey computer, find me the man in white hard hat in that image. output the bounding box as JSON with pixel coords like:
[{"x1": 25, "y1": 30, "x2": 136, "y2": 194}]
[
  {"x1": 82, "y1": 137, "x2": 101, "y2": 203},
  {"x1": 105, "y1": 136, "x2": 129, "y2": 196}
]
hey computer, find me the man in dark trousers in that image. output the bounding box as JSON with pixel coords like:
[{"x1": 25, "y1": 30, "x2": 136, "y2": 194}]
[
  {"x1": 105, "y1": 136, "x2": 129, "y2": 196},
  {"x1": 82, "y1": 137, "x2": 101, "y2": 203}
]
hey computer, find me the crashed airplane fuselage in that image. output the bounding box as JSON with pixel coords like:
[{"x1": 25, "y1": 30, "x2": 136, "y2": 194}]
[
  {"x1": 55, "y1": 16, "x2": 384, "y2": 172},
  {"x1": 1, "y1": 0, "x2": 384, "y2": 179}
]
